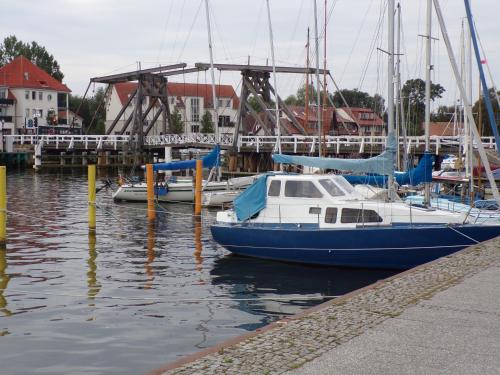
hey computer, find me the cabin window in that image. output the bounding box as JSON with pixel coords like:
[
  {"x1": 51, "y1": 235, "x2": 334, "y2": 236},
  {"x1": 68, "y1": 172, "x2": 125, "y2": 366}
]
[
  {"x1": 284, "y1": 180, "x2": 323, "y2": 198},
  {"x1": 341, "y1": 208, "x2": 383, "y2": 224},
  {"x1": 268, "y1": 180, "x2": 281, "y2": 197},
  {"x1": 309, "y1": 207, "x2": 321, "y2": 215},
  {"x1": 325, "y1": 207, "x2": 338, "y2": 223},
  {"x1": 319, "y1": 179, "x2": 344, "y2": 196},
  {"x1": 333, "y1": 176, "x2": 355, "y2": 194}
]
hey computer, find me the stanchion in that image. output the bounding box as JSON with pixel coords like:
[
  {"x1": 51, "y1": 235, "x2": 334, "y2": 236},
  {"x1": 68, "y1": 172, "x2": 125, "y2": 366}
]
[
  {"x1": 88, "y1": 165, "x2": 96, "y2": 232},
  {"x1": 146, "y1": 164, "x2": 156, "y2": 221},
  {"x1": 194, "y1": 160, "x2": 203, "y2": 216},
  {"x1": 0, "y1": 166, "x2": 7, "y2": 244}
]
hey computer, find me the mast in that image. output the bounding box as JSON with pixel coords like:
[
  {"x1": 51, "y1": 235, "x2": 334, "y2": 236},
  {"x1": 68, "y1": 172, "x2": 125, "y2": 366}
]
[
  {"x1": 313, "y1": 0, "x2": 322, "y2": 157},
  {"x1": 466, "y1": 16, "x2": 474, "y2": 204},
  {"x1": 387, "y1": 0, "x2": 396, "y2": 199},
  {"x1": 322, "y1": 0, "x2": 328, "y2": 143},
  {"x1": 423, "y1": 0, "x2": 432, "y2": 206},
  {"x1": 305, "y1": 28, "x2": 310, "y2": 128},
  {"x1": 395, "y1": 3, "x2": 402, "y2": 170},
  {"x1": 265, "y1": 0, "x2": 282, "y2": 154},
  {"x1": 464, "y1": 0, "x2": 500, "y2": 156},
  {"x1": 204, "y1": 0, "x2": 219, "y2": 143},
  {"x1": 433, "y1": 0, "x2": 499, "y2": 201}
]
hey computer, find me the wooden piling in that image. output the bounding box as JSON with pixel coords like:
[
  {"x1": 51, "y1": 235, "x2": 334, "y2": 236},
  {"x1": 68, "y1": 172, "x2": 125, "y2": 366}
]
[
  {"x1": 88, "y1": 165, "x2": 96, "y2": 232},
  {"x1": 194, "y1": 159, "x2": 203, "y2": 216},
  {"x1": 146, "y1": 164, "x2": 156, "y2": 221},
  {"x1": 0, "y1": 166, "x2": 6, "y2": 244}
]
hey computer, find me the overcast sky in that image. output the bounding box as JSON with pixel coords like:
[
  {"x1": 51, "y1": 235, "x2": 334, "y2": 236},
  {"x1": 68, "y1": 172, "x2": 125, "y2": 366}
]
[{"x1": 3, "y1": 0, "x2": 499, "y2": 110}]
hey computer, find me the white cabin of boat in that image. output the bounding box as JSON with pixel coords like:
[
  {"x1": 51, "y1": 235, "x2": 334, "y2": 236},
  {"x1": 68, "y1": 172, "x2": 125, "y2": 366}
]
[{"x1": 216, "y1": 174, "x2": 467, "y2": 228}]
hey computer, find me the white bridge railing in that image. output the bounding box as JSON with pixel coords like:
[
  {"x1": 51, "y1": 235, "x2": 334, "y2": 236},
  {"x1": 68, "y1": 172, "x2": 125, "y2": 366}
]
[{"x1": 5, "y1": 134, "x2": 497, "y2": 154}]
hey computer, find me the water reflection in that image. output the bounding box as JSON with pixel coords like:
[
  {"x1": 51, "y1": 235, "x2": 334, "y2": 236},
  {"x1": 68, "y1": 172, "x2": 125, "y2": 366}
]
[
  {"x1": 211, "y1": 256, "x2": 396, "y2": 320},
  {"x1": 145, "y1": 222, "x2": 156, "y2": 289},
  {"x1": 87, "y1": 232, "x2": 100, "y2": 301},
  {"x1": 0, "y1": 244, "x2": 11, "y2": 316},
  {"x1": 194, "y1": 217, "x2": 203, "y2": 272}
]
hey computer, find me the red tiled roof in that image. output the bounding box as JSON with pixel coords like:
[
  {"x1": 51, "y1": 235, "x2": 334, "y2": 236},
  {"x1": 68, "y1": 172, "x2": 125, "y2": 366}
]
[
  {"x1": 339, "y1": 107, "x2": 385, "y2": 126},
  {"x1": 427, "y1": 121, "x2": 463, "y2": 137},
  {"x1": 114, "y1": 81, "x2": 239, "y2": 109},
  {"x1": 0, "y1": 56, "x2": 70, "y2": 92}
]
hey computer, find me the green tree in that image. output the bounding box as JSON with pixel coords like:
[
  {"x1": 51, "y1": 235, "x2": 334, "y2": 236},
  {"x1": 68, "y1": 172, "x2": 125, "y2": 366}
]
[
  {"x1": 431, "y1": 105, "x2": 456, "y2": 123},
  {"x1": 402, "y1": 78, "x2": 445, "y2": 135},
  {"x1": 0, "y1": 35, "x2": 64, "y2": 81},
  {"x1": 170, "y1": 108, "x2": 184, "y2": 134},
  {"x1": 200, "y1": 111, "x2": 214, "y2": 133},
  {"x1": 247, "y1": 96, "x2": 261, "y2": 112},
  {"x1": 471, "y1": 88, "x2": 500, "y2": 137},
  {"x1": 69, "y1": 87, "x2": 106, "y2": 134},
  {"x1": 331, "y1": 89, "x2": 385, "y2": 116}
]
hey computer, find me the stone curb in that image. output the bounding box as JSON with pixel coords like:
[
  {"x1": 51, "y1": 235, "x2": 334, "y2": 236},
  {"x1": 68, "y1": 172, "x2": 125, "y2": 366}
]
[{"x1": 150, "y1": 236, "x2": 500, "y2": 375}]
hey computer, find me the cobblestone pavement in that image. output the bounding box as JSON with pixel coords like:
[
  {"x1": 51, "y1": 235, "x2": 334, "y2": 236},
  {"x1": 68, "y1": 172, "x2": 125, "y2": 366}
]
[{"x1": 154, "y1": 237, "x2": 500, "y2": 375}]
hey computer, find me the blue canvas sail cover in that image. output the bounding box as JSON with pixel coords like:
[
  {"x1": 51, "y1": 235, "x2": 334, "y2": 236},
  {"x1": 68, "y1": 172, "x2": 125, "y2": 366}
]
[
  {"x1": 234, "y1": 174, "x2": 270, "y2": 222},
  {"x1": 343, "y1": 152, "x2": 434, "y2": 187},
  {"x1": 152, "y1": 145, "x2": 220, "y2": 171},
  {"x1": 272, "y1": 134, "x2": 397, "y2": 176}
]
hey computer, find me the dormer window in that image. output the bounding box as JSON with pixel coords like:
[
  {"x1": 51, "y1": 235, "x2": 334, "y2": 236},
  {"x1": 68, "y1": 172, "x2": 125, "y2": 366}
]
[
  {"x1": 24, "y1": 72, "x2": 29, "y2": 80},
  {"x1": 39, "y1": 80, "x2": 48, "y2": 87}
]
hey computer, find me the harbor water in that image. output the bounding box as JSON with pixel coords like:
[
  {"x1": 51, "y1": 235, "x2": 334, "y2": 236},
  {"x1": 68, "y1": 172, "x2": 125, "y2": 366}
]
[{"x1": 0, "y1": 170, "x2": 396, "y2": 374}]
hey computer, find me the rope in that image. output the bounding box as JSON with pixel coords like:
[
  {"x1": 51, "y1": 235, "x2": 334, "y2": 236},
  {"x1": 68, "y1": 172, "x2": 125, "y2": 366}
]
[
  {"x1": 0, "y1": 289, "x2": 337, "y2": 303},
  {"x1": 447, "y1": 225, "x2": 480, "y2": 244}
]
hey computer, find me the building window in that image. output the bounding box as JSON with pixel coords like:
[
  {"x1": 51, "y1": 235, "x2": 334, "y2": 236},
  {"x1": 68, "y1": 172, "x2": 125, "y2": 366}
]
[
  {"x1": 268, "y1": 180, "x2": 281, "y2": 197},
  {"x1": 284, "y1": 180, "x2": 323, "y2": 198},
  {"x1": 340, "y1": 208, "x2": 383, "y2": 224},
  {"x1": 25, "y1": 91, "x2": 29, "y2": 100},
  {"x1": 32, "y1": 109, "x2": 37, "y2": 117},
  {"x1": 218, "y1": 115, "x2": 231, "y2": 127},
  {"x1": 47, "y1": 94, "x2": 52, "y2": 101},
  {"x1": 38, "y1": 92, "x2": 43, "y2": 100},
  {"x1": 39, "y1": 109, "x2": 43, "y2": 118},
  {"x1": 25, "y1": 108, "x2": 30, "y2": 118},
  {"x1": 191, "y1": 124, "x2": 199, "y2": 133},
  {"x1": 0, "y1": 89, "x2": 6, "y2": 99},
  {"x1": 190, "y1": 98, "x2": 199, "y2": 122},
  {"x1": 217, "y1": 98, "x2": 231, "y2": 108},
  {"x1": 32, "y1": 91, "x2": 36, "y2": 100}
]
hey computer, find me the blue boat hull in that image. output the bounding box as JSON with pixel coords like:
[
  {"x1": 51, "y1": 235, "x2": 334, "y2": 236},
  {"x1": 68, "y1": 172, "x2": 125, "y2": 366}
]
[{"x1": 210, "y1": 224, "x2": 500, "y2": 269}]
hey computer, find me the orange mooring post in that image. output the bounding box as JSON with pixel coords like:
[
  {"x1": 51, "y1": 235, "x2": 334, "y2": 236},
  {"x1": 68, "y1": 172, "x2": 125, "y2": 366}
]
[
  {"x1": 146, "y1": 164, "x2": 156, "y2": 221},
  {"x1": 194, "y1": 159, "x2": 203, "y2": 216}
]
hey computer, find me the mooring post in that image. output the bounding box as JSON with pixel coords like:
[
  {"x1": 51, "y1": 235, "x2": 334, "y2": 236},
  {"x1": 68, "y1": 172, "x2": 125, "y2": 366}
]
[
  {"x1": 194, "y1": 160, "x2": 203, "y2": 216},
  {"x1": 0, "y1": 166, "x2": 6, "y2": 244},
  {"x1": 88, "y1": 165, "x2": 96, "y2": 232},
  {"x1": 146, "y1": 164, "x2": 156, "y2": 221}
]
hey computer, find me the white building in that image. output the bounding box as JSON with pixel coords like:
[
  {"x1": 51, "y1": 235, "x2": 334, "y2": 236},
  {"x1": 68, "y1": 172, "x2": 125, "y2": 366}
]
[
  {"x1": 105, "y1": 81, "x2": 239, "y2": 135},
  {"x1": 0, "y1": 56, "x2": 73, "y2": 134}
]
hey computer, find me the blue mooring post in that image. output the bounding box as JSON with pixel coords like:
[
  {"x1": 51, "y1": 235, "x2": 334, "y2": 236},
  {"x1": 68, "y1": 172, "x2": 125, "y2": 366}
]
[{"x1": 464, "y1": 0, "x2": 500, "y2": 156}]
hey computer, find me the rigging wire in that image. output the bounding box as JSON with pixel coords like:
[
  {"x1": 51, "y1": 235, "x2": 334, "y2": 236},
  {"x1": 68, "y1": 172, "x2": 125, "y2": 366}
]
[
  {"x1": 156, "y1": 0, "x2": 176, "y2": 62},
  {"x1": 176, "y1": 0, "x2": 204, "y2": 62},
  {"x1": 338, "y1": 0, "x2": 376, "y2": 86},
  {"x1": 358, "y1": 0, "x2": 387, "y2": 90}
]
